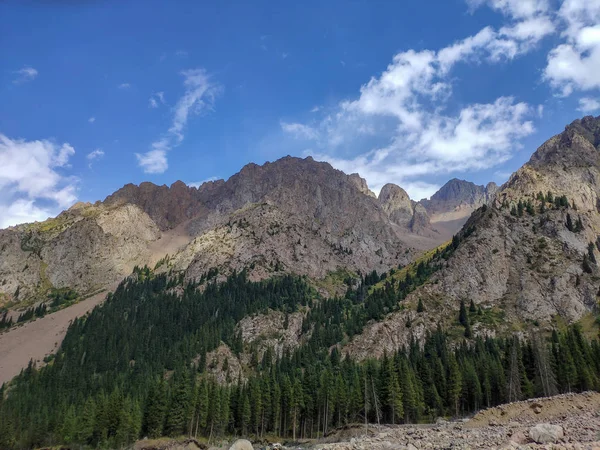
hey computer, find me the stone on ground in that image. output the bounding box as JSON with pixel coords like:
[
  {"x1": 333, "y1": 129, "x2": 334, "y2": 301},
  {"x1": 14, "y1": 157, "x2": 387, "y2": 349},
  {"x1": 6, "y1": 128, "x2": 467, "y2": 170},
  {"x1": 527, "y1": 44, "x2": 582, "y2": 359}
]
[
  {"x1": 229, "y1": 439, "x2": 254, "y2": 450},
  {"x1": 529, "y1": 423, "x2": 564, "y2": 444}
]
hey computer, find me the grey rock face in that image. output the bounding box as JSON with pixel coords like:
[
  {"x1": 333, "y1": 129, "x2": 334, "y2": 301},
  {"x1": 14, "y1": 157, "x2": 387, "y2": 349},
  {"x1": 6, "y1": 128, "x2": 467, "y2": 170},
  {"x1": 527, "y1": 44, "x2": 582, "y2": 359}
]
[
  {"x1": 379, "y1": 183, "x2": 414, "y2": 228},
  {"x1": 420, "y1": 178, "x2": 497, "y2": 217}
]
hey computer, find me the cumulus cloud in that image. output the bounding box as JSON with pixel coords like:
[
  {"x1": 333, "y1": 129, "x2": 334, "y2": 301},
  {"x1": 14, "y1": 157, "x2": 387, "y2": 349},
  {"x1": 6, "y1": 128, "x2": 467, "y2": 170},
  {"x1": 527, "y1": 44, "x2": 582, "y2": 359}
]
[
  {"x1": 136, "y1": 69, "x2": 221, "y2": 174},
  {"x1": 13, "y1": 66, "x2": 38, "y2": 84},
  {"x1": 88, "y1": 117, "x2": 96, "y2": 123},
  {"x1": 136, "y1": 149, "x2": 168, "y2": 174},
  {"x1": 278, "y1": 20, "x2": 538, "y2": 199},
  {"x1": 544, "y1": 0, "x2": 600, "y2": 96},
  {"x1": 118, "y1": 83, "x2": 131, "y2": 89},
  {"x1": 578, "y1": 97, "x2": 600, "y2": 112},
  {"x1": 0, "y1": 134, "x2": 77, "y2": 228}
]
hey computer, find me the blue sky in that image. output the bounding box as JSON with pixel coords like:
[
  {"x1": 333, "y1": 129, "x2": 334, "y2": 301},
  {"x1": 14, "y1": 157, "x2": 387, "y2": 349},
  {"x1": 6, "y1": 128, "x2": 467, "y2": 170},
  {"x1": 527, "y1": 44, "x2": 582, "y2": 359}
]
[{"x1": 1, "y1": 0, "x2": 600, "y2": 228}]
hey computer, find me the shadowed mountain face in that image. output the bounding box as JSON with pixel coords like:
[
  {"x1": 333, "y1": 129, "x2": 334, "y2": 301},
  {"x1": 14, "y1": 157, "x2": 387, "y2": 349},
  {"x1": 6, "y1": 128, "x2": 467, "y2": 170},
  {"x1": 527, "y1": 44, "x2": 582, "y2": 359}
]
[{"x1": 345, "y1": 115, "x2": 600, "y2": 359}]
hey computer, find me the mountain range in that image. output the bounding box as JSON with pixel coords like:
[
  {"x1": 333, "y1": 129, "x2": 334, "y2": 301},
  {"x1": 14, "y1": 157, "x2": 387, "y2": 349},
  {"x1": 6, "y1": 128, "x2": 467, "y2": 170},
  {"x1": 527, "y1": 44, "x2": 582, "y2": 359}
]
[{"x1": 0, "y1": 156, "x2": 494, "y2": 308}]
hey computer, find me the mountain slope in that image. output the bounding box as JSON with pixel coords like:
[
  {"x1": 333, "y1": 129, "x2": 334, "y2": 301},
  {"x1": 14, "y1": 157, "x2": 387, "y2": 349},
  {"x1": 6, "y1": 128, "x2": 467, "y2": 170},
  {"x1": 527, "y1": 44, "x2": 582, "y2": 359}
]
[
  {"x1": 0, "y1": 203, "x2": 161, "y2": 306},
  {"x1": 345, "y1": 115, "x2": 600, "y2": 359},
  {"x1": 0, "y1": 157, "x2": 423, "y2": 308}
]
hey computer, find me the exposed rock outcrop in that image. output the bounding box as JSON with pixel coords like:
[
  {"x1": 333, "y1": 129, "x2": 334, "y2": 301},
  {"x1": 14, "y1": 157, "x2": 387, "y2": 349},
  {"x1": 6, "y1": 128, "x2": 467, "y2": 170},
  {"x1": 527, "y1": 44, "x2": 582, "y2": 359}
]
[
  {"x1": 345, "y1": 115, "x2": 600, "y2": 359},
  {"x1": 0, "y1": 203, "x2": 161, "y2": 306},
  {"x1": 378, "y1": 183, "x2": 414, "y2": 228}
]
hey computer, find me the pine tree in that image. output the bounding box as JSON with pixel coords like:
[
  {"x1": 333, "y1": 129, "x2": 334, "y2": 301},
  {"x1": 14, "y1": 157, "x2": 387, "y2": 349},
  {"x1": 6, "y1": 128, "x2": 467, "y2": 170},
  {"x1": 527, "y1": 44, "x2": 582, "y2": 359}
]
[
  {"x1": 459, "y1": 301, "x2": 468, "y2": 326},
  {"x1": 241, "y1": 392, "x2": 251, "y2": 435},
  {"x1": 417, "y1": 298, "x2": 425, "y2": 313},
  {"x1": 531, "y1": 332, "x2": 557, "y2": 397},
  {"x1": 165, "y1": 370, "x2": 191, "y2": 437},
  {"x1": 193, "y1": 381, "x2": 209, "y2": 438},
  {"x1": 143, "y1": 378, "x2": 166, "y2": 438},
  {"x1": 61, "y1": 406, "x2": 77, "y2": 444},
  {"x1": 291, "y1": 378, "x2": 304, "y2": 440},
  {"x1": 506, "y1": 337, "x2": 522, "y2": 402},
  {"x1": 469, "y1": 300, "x2": 476, "y2": 313},
  {"x1": 76, "y1": 397, "x2": 96, "y2": 444},
  {"x1": 566, "y1": 213, "x2": 574, "y2": 232},
  {"x1": 447, "y1": 355, "x2": 462, "y2": 416}
]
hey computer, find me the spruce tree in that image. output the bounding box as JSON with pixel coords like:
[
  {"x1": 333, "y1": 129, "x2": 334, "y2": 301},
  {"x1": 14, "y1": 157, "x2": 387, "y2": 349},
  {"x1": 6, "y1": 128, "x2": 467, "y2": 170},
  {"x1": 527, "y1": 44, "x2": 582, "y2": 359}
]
[
  {"x1": 447, "y1": 355, "x2": 462, "y2": 416},
  {"x1": 459, "y1": 301, "x2": 468, "y2": 326},
  {"x1": 469, "y1": 300, "x2": 476, "y2": 313},
  {"x1": 566, "y1": 213, "x2": 574, "y2": 232},
  {"x1": 143, "y1": 378, "x2": 166, "y2": 438},
  {"x1": 165, "y1": 370, "x2": 191, "y2": 437}
]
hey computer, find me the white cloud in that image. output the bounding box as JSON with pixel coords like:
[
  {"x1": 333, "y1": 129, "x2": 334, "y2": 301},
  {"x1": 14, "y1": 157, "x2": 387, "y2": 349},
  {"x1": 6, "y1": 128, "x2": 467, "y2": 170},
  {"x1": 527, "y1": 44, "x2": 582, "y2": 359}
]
[
  {"x1": 0, "y1": 134, "x2": 77, "y2": 228},
  {"x1": 137, "y1": 69, "x2": 221, "y2": 174},
  {"x1": 280, "y1": 122, "x2": 319, "y2": 140},
  {"x1": 310, "y1": 106, "x2": 321, "y2": 113},
  {"x1": 1, "y1": 199, "x2": 55, "y2": 229},
  {"x1": 465, "y1": 0, "x2": 555, "y2": 60},
  {"x1": 578, "y1": 97, "x2": 600, "y2": 112},
  {"x1": 467, "y1": 0, "x2": 550, "y2": 19},
  {"x1": 118, "y1": 83, "x2": 131, "y2": 89},
  {"x1": 280, "y1": 21, "x2": 537, "y2": 199},
  {"x1": 149, "y1": 91, "x2": 165, "y2": 109},
  {"x1": 499, "y1": 16, "x2": 555, "y2": 46},
  {"x1": 543, "y1": 0, "x2": 600, "y2": 96},
  {"x1": 13, "y1": 66, "x2": 38, "y2": 84},
  {"x1": 88, "y1": 117, "x2": 96, "y2": 123},
  {"x1": 87, "y1": 149, "x2": 104, "y2": 160},
  {"x1": 136, "y1": 149, "x2": 168, "y2": 174}
]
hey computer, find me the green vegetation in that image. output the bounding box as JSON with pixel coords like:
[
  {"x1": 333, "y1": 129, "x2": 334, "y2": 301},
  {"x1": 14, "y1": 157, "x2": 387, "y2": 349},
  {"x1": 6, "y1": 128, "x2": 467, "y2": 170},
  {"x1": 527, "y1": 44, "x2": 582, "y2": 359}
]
[{"x1": 1, "y1": 263, "x2": 599, "y2": 450}]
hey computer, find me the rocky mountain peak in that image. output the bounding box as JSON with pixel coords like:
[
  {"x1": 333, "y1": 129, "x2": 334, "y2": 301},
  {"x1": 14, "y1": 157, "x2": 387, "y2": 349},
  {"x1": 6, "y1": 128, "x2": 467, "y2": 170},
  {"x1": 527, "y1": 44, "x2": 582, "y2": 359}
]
[
  {"x1": 419, "y1": 178, "x2": 497, "y2": 220},
  {"x1": 502, "y1": 115, "x2": 600, "y2": 211},
  {"x1": 378, "y1": 183, "x2": 414, "y2": 228},
  {"x1": 565, "y1": 115, "x2": 600, "y2": 148}
]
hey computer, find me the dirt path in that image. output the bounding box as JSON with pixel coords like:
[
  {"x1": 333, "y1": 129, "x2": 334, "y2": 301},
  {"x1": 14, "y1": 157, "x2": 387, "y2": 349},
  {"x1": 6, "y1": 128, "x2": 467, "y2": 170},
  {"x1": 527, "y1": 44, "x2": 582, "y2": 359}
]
[{"x1": 0, "y1": 288, "x2": 111, "y2": 385}]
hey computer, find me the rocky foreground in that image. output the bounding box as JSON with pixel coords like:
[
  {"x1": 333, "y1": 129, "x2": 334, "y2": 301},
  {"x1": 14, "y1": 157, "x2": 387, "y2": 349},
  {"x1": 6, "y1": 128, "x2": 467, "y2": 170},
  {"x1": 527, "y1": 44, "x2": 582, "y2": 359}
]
[
  {"x1": 313, "y1": 392, "x2": 600, "y2": 450},
  {"x1": 134, "y1": 392, "x2": 600, "y2": 450}
]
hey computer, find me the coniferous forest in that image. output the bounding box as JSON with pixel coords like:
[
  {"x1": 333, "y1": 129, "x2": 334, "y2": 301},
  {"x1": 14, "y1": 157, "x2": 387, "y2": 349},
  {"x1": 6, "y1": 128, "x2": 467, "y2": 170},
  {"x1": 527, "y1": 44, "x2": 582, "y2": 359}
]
[{"x1": 1, "y1": 239, "x2": 600, "y2": 449}]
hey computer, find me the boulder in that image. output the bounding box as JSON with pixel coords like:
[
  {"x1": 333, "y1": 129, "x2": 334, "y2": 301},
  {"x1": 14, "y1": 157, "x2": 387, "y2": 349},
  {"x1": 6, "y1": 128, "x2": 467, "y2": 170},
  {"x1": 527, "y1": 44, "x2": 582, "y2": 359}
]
[
  {"x1": 529, "y1": 424, "x2": 564, "y2": 444},
  {"x1": 229, "y1": 439, "x2": 254, "y2": 450}
]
